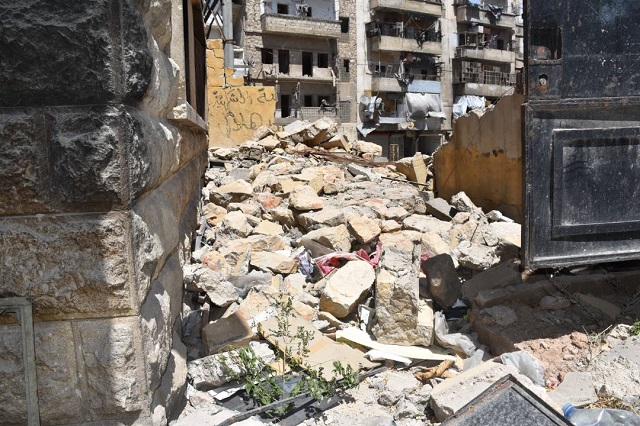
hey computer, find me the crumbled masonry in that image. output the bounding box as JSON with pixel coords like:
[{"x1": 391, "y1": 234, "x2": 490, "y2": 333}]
[{"x1": 175, "y1": 118, "x2": 640, "y2": 425}]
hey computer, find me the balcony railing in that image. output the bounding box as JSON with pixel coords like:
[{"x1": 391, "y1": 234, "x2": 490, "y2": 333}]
[
  {"x1": 370, "y1": 0, "x2": 442, "y2": 16},
  {"x1": 455, "y1": 46, "x2": 516, "y2": 63},
  {"x1": 455, "y1": 4, "x2": 516, "y2": 28},
  {"x1": 366, "y1": 21, "x2": 442, "y2": 54},
  {"x1": 454, "y1": 69, "x2": 516, "y2": 85},
  {"x1": 261, "y1": 13, "x2": 341, "y2": 38}
]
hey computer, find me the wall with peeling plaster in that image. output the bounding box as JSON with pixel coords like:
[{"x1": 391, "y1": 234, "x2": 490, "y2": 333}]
[
  {"x1": 206, "y1": 40, "x2": 277, "y2": 147},
  {"x1": 434, "y1": 93, "x2": 524, "y2": 221}
]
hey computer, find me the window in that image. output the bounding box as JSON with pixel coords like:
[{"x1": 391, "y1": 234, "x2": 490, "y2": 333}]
[
  {"x1": 302, "y1": 51, "x2": 313, "y2": 76},
  {"x1": 343, "y1": 59, "x2": 350, "y2": 73},
  {"x1": 277, "y1": 3, "x2": 288, "y2": 14},
  {"x1": 531, "y1": 26, "x2": 562, "y2": 59},
  {"x1": 317, "y1": 53, "x2": 329, "y2": 69},
  {"x1": 261, "y1": 48, "x2": 274, "y2": 64},
  {"x1": 281, "y1": 94, "x2": 291, "y2": 117},
  {"x1": 304, "y1": 95, "x2": 313, "y2": 107},
  {"x1": 278, "y1": 50, "x2": 290, "y2": 74},
  {"x1": 340, "y1": 17, "x2": 349, "y2": 33}
]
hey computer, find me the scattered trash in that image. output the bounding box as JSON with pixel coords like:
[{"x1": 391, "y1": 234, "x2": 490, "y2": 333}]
[{"x1": 562, "y1": 403, "x2": 640, "y2": 426}]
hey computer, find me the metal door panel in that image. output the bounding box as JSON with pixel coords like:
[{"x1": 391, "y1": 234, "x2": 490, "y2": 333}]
[{"x1": 524, "y1": 0, "x2": 640, "y2": 267}]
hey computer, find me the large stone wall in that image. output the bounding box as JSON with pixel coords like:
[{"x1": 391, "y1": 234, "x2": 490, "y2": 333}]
[
  {"x1": 0, "y1": 0, "x2": 207, "y2": 424},
  {"x1": 433, "y1": 93, "x2": 523, "y2": 221}
]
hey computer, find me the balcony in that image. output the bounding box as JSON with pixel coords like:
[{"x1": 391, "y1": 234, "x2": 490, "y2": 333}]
[
  {"x1": 372, "y1": 66, "x2": 441, "y2": 93},
  {"x1": 261, "y1": 14, "x2": 341, "y2": 38},
  {"x1": 366, "y1": 22, "x2": 442, "y2": 55},
  {"x1": 370, "y1": 0, "x2": 442, "y2": 17},
  {"x1": 453, "y1": 68, "x2": 516, "y2": 97},
  {"x1": 456, "y1": 46, "x2": 515, "y2": 63},
  {"x1": 456, "y1": 5, "x2": 516, "y2": 29}
]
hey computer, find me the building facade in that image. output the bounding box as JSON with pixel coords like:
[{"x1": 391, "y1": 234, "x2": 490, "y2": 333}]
[
  {"x1": 238, "y1": 0, "x2": 358, "y2": 135},
  {"x1": 358, "y1": 0, "x2": 522, "y2": 158}
]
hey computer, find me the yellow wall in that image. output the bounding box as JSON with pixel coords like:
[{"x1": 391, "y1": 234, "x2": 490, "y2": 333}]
[
  {"x1": 433, "y1": 93, "x2": 524, "y2": 221},
  {"x1": 206, "y1": 40, "x2": 276, "y2": 147}
]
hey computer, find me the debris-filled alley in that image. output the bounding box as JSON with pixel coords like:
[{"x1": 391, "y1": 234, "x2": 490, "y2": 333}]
[
  {"x1": 175, "y1": 117, "x2": 640, "y2": 425},
  {"x1": 3, "y1": 0, "x2": 640, "y2": 425}
]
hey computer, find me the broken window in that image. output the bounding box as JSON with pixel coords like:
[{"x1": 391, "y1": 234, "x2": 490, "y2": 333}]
[
  {"x1": 304, "y1": 95, "x2": 313, "y2": 107},
  {"x1": 343, "y1": 58, "x2": 350, "y2": 73},
  {"x1": 278, "y1": 50, "x2": 290, "y2": 74},
  {"x1": 277, "y1": 3, "x2": 288, "y2": 14},
  {"x1": 261, "y1": 48, "x2": 274, "y2": 65},
  {"x1": 317, "y1": 53, "x2": 329, "y2": 69},
  {"x1": 531, "y1": 26, "x2": 562, "y2": 59},
  {"x1": 340, "y1": 17, "x2": 350, "y2": 33},
  {"x1": 281, "y1": 94, "x2": 291, "y2": 117},
  {"x1": 302, "y1": 51, "x2": 313, "y2": 76}
]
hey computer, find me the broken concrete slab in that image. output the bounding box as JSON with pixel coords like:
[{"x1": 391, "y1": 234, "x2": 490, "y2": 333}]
[
  {"x1": 425, "y1": 198, "x2": 454, "y2": 221},
  {"x1": 249, "y1": 251, "x2": 299, "y2": 275},
  {"x1": 548, "y1": 372, "x2": 598, "y2": 408},
  {"x1": 296, "y1": 206, "x2": 345, "y2": 230},
  {"x1": 456, "y1": 241, "x2": 500, "y2": 271},
  {"x1": 258, "y1": 313, "x2": 377, "y2": 381},
  {"x1": 202, "y1": 311, "x2": 256, "y2": 355},
  {"x1": 375, "y1": 371, "x2": 421, "y2": 406},
  {"x1": 319, "y1": 260, "x2": 375, "y2": 318},
  {"x1": 187, "y1": 342, "x2": 275, "y2": 390},
  {"x1": 588, "y1": 335, "x2": 640, "y2": 408},
  {"x1": 450, "y1": 191, "x2": 478, "y2": 213},
  {"x1": 575, "y1": 293, "x2": 621, "y2": 323}
]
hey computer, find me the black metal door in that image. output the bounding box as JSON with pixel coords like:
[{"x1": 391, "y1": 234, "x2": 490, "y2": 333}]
[{"x1": 524, "y1": 0, "x2": 640, "y2": 268}]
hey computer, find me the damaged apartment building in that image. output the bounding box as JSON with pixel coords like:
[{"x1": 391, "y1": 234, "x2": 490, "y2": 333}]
[
  {"x1": 235, "y1": 0, "x2": 359, "y2": 136},
  {"x1": 358, "y1": 0, "x2": 523, "y2": 157},
  {"x1": 210, "y1": 0, "x2": 523, "y2": 157}
]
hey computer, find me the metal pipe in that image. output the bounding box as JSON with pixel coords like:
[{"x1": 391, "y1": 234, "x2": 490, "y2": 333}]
[{"x1": 222, "y1": 0, "x2": 234, "y2": 69}]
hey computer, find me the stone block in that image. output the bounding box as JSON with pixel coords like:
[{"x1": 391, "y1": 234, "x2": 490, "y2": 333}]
[
  {"x1": 320, "y1": 260, "x2": 375, "y2": 318},
  {"x1": 207, "y1": 39, "x2": 223, "y2": 50},
  {"x1": 0, "y1": 0, "x2": 151, "y2": 107},
  {"x1": 140, "y1": 254, "x2": 183, "y2": 392},
  {"x1": 48, "y1": 106, "x2": 126, "y2": 208},
  {"x1": 202, "y1": 311, "x2": 257, "y2": 355},
  {"x1": 461, "y1": 259, "x2": 521, "y2": 302},
  {"x1": 0, "y1": 110, "x2": 49, "y2": 215},
  {"x1": 289, "y1": 185, "x2": 324, "y2": 211},
  {"x1": 425, "y1": 197, "x2": 454, "y2": 221},
  {"x1": 297, "y1": 207, "x2": 345, "y2": 230},
  {"x1": 422, "y1": 254, "x2": 460, "y2": 309},
  {"x1": 250, "y1": 251, "x2": 299, "y2": 274},
  {"x1": 0, "y1": 213, "x2": 132, "y2": 319},
  {"x1": 75, "y1": 318, "x2": 147, "y2": 419},
  {"x1": 0, "y1": 321, "x2": 82, "y2": 424},
  {"x1": 302, "y1": 224, "x2": 352, "y2": 252},
  {"x1": 347, "y1": 215, "x2": 381, "y2": 244}
]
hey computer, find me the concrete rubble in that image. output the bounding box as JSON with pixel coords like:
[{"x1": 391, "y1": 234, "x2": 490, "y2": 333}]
[{"x1": 172, "y1": 117, "x2": 640, "y2": 425}]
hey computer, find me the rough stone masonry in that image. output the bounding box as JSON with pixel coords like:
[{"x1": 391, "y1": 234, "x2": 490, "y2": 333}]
[{"x1": 0, "y1": 1, "x2": 207, "y2": 424}]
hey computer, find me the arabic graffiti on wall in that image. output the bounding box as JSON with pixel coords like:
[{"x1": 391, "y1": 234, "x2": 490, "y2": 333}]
[{"x1": 207, "y1": 86, "x2": 276, "y2": 147}]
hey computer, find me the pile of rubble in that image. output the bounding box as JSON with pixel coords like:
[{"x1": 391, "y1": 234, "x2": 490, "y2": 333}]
[{"x1": 174, "y1": 117, "x2": 640, "y2": 425}]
